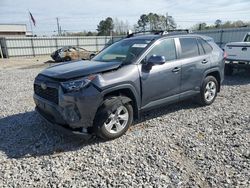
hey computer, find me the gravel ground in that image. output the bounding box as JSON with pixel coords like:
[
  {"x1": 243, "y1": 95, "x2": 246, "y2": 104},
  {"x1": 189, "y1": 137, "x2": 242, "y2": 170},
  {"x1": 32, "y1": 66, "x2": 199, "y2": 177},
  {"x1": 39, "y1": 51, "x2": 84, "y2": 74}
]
[{"x1": 0, "y1": 59, "x2": 250, "y2": 187}]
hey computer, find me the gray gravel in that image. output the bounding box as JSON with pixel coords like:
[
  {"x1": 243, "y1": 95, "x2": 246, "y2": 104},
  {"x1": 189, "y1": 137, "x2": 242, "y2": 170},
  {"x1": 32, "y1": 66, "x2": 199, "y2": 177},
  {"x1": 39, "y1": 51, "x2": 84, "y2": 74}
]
[{"x1": 0, "y1": 63, "x2": 250, "y2": 187}]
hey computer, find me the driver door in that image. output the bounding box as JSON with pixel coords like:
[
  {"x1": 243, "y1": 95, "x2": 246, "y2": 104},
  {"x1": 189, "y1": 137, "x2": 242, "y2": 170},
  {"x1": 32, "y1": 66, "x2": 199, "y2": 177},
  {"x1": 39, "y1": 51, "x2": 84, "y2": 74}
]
[{"x1": 140, "y1": 38, "x2": 182, "y2": 109}]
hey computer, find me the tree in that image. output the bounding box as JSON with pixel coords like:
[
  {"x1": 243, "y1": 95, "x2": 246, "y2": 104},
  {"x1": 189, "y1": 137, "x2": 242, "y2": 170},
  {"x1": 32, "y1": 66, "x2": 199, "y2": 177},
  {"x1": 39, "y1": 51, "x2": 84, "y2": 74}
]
[
  {"x1": 97, "y1": 17, "x2": 114, "y2": 36},
  {"x1": 191, "y1": 20, "x2": 250, "y2": 30},
  {"x1": 137, "y1": 14, "x2": 149, "y2": 31},
  {"x1": 215, "y1": 19, "x2": 222, "y2": 28},
  {"x1": 148, "y1": 13, "x2": 159, "y2": 30},
  {"x1": 136, "y1": 13, "x2": 176, "y2": 31},
  {"x1": 86, "y1": 31, "x2": 94, "y2": 36},
  {"x1": 165, "y1": 14, "x2": 176, "y2": 30},
  {"x1": 233, "y1": 20, "x2": 246, "y2": 27},
  {"x1": 113, "y1": 18, "x2": 130, "y2": 35},
  {"x1": 190, "y1": 22, "x2": 207, "y2": 30},
  {"x1": 62, "y1": 31, "x2": 97, "y2": 36}
]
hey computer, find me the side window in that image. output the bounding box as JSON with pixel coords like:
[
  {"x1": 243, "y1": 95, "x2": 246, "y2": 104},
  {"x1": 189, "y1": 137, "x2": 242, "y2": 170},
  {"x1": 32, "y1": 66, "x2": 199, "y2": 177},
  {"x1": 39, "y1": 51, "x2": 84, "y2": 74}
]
[
  {"x1": 146, "y1": 39, "x2": 177, "y2": 62},
  {"x1": 200, "y1": 39, "x2": 213, "y2": 54},
  {"x1": 179, "y1": 38, "x2": 199, "y2": 58}
]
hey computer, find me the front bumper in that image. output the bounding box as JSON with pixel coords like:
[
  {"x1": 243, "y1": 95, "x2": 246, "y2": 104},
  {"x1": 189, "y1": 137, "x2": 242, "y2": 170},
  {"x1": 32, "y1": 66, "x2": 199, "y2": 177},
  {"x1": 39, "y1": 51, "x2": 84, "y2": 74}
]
[{"x1": 34, "y1": 84, "x2": 103, "y2": 130}]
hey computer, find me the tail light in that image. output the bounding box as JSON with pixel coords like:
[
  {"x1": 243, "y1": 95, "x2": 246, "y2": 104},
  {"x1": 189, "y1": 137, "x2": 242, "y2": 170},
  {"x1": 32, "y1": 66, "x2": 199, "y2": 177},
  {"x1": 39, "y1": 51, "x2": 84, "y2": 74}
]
[{"x1": 223, "y1": 51, "x2": 228, "y2": 59}]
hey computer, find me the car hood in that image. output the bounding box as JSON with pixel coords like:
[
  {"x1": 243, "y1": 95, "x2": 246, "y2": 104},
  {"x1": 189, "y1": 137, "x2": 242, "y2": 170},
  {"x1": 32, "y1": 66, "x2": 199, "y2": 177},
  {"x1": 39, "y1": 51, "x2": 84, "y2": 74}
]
[{"x1": 40, "y1": 60, "x2": 122, "y2": 80}]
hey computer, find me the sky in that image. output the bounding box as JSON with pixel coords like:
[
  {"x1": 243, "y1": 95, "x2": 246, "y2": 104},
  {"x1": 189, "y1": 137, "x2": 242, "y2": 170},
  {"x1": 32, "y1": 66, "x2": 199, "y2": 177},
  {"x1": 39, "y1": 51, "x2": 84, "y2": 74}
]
[{"x1": 0, "y1": 0, "x2": 250, "y2": 36}]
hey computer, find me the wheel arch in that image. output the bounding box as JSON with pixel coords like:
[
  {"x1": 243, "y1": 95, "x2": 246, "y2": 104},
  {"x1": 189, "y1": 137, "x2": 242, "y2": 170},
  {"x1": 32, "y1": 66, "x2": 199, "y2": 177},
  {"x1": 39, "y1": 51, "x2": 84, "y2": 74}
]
[
  {"x1": 102, "y1": 85, "x2": 140, "y2": 119},
  {"x1": 89, "y1": 53, "x2": 96, "y2": 59},
  {"x1": 203, "y1": 69, "x2": 221, "y2": 92}
]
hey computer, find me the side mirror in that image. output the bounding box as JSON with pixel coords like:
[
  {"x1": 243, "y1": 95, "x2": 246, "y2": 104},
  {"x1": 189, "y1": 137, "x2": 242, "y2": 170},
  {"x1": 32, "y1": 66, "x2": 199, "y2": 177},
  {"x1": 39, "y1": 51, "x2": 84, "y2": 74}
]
[{"x1": 147, "y1": 55, "x2": 166, "y2": 66}]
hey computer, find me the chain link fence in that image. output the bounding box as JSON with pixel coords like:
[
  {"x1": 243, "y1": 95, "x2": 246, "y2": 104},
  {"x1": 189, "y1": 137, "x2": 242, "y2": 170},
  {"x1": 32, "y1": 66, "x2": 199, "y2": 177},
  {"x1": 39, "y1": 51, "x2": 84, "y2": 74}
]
[
  {"x1": 1, "y1": 27, "x2": 250, "y2": 58},
  {"x1": 194, "y1": 27, "x2": 250, "y2": 48}
]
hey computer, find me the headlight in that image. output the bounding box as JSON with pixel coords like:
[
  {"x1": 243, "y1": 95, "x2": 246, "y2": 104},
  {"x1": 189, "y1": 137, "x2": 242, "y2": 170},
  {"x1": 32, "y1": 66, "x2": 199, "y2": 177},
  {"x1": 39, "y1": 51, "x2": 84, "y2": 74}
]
[{"x1": 61, "y1": 75, "x2": 96, "y2": 92}]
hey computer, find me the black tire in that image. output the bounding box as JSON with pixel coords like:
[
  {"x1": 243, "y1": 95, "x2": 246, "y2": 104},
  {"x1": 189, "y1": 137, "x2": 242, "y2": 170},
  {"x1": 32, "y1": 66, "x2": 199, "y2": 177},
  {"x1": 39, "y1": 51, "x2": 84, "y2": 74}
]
[
  {"x1": 89, "y1": 54, "x2": 95, "y2": 59},
  {"x1": 197, "y1": 76, "x2": 218, "y2": 106},
  {"x1": 93, "y1": 96, "x2": 133, "y2": 140},
  {"x1": 225, "y1": 64, "x2": 233, "y2": 76}
]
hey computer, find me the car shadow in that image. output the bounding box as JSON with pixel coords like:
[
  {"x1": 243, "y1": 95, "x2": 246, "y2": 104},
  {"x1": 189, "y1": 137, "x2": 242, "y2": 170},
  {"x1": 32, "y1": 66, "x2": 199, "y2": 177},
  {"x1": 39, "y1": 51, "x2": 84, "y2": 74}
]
[
  {"x1": 135, "y1": 99, "x2": 201, "y2": 125},
  {"x1": 223, "y1": 69, "x2": 250, "y2": 86},
  {"x1": 0, "y1": 111, "x2": 101, "y2": 159},
  {"x1": 0, "y1": 100, "x2": 201, "y2": 159}
]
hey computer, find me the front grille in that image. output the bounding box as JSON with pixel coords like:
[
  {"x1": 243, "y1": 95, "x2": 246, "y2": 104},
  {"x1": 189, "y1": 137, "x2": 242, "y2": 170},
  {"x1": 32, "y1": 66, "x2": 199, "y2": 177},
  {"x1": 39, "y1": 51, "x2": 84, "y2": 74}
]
[{"x1": 34, "y1": 84, "x2": 59, "y2": 104}]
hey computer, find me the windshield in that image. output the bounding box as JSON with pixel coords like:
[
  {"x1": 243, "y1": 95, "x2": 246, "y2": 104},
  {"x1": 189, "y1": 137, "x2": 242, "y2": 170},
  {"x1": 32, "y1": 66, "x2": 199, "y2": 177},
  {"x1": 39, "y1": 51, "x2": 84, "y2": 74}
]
[{"x1": 93, "y1": 39, "x2": 152, "y2": 64}]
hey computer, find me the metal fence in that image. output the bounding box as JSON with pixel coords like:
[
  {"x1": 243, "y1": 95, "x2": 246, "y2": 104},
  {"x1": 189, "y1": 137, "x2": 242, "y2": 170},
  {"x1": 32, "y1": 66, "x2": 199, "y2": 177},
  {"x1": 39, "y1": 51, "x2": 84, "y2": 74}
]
[
  {"x1": 0, "y1": 27, "x2": 250, "y2": 58},
  {"x1": 194, "y1": 27, "x2": 250, "y2": 47},
  {"x1": 0, "y1": 36, "x2": 123, "y2": 58}
]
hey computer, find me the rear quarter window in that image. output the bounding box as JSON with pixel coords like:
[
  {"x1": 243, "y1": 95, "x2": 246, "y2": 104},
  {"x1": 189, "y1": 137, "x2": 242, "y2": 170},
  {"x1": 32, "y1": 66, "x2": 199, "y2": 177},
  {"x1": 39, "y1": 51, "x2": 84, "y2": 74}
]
[
  {"x1": 244, "y1": 34, "x2": 250, "y2": 42},
  {"x1": 179, "y1": 38, "x2": 199, "y2": 58},
  {"x1": 200, "y1": 39, "x2": 213, "y2": 54},
  {"x1": 197, "y1": 39, "x2": 205, "y2": 55}
]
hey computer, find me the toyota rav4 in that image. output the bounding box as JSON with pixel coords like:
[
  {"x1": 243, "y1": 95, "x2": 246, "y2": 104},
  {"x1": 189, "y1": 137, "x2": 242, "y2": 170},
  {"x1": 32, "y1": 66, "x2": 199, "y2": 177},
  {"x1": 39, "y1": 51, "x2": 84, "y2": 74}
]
[{"x1": 34, "y1": 30, "x2": 225, "y2": 140}]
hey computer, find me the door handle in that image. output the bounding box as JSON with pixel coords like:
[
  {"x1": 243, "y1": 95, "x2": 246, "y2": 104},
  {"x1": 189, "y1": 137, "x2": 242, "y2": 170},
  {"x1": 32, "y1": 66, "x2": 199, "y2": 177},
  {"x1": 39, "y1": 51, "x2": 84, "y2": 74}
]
[
  {"x1": 172, "y1": 67, "x2": 181, "y2": 73},
  {"x1": 242, "y1": 47, "x2": 247, "y2": 51},
  {"x1": 202, "y1": 59, "x2": 208, "y2": 64}
]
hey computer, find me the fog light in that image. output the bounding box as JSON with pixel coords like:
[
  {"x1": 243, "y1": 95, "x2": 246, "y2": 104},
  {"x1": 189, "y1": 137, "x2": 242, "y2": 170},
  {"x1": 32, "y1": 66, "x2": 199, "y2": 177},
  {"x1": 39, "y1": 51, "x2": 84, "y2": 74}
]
[{"x1": 62, "y1": 106, "x2": 80, "y2": 123}]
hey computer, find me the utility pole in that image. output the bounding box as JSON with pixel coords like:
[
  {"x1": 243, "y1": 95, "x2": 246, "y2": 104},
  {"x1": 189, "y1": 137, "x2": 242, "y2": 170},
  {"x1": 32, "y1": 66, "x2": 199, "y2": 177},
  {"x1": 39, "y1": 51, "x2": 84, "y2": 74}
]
[
  {"x1": 59, "y1": 26, "x2": 62, "y2": 36},
  {"x1": 166, "y1": 12, "x2": 169, "y2": 30},
  {"x1": 56, "y1": 17, "x2": 60, "y2": 36}
]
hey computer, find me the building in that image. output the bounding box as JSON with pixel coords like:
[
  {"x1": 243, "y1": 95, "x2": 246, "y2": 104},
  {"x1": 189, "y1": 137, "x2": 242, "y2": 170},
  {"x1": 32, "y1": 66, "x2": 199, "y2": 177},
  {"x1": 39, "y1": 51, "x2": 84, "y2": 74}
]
[{"x1": 0, "y1": 24, "x2": 30, "y2": 37}]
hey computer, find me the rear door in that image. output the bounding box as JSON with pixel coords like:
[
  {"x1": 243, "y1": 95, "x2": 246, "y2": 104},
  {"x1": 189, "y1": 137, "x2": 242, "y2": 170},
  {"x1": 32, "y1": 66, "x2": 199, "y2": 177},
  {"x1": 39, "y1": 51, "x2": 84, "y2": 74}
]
[{"x1": 177, "y1": 37, "x2": 211, "y2": 98}]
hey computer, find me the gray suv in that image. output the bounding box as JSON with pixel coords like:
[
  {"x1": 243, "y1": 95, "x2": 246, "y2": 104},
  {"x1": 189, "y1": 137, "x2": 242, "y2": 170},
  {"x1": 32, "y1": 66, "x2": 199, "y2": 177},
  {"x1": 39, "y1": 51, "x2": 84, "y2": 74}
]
[{"x1": 34, "y1": 31, "x2": 225, "y2": 140}]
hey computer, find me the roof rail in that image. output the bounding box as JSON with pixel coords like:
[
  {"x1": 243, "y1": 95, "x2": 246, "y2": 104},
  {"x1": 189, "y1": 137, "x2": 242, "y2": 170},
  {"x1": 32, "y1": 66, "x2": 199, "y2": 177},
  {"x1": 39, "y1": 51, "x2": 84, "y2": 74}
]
[
  {"x1": 126, "y1": 30, "x2": 164, "y2": 38},
  {"x1": 126, "y1": 29, "x2": 192, "y2": 38}
]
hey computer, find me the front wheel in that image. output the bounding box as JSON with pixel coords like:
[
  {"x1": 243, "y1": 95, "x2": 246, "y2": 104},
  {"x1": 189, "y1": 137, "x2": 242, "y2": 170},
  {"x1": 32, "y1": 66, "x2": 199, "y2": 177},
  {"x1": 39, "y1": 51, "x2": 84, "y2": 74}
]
[
  {"x1": 93, "y1": 96, "x2": 133, "y2": 140},
  {"x1": 197, "y1": 76, "x2": 218, "y2": 106}
]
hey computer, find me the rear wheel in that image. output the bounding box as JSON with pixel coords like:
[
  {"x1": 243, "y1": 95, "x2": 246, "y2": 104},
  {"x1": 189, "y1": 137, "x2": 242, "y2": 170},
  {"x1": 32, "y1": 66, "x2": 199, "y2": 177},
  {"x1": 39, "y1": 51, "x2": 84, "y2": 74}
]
[
  {"x1": 93, "y1": 96, "x2": 133, "y2": 140},
  {"x1": 197, "y1": 76, "x2": 218, "y2": 106},
  {"x1": 89, "y1": 54, "x2": 95, "y2": 59}
]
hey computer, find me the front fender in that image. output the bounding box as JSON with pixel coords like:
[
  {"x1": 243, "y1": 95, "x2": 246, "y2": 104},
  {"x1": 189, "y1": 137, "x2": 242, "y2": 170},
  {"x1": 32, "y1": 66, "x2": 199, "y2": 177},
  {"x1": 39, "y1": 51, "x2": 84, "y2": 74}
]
[{"x1": 101, "y1": 83, "x2": 141, "y2": 119}]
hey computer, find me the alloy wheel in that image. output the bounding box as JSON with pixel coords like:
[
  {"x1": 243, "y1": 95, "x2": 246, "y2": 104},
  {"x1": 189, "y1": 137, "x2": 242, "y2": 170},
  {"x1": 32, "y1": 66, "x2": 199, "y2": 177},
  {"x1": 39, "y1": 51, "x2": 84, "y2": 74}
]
[
  {"x1": 204, "y1": 81, "x2": 216, "y2": 102},
  {"x1": 104, "y1": 105, "x2": 129, "y2": 134}
]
